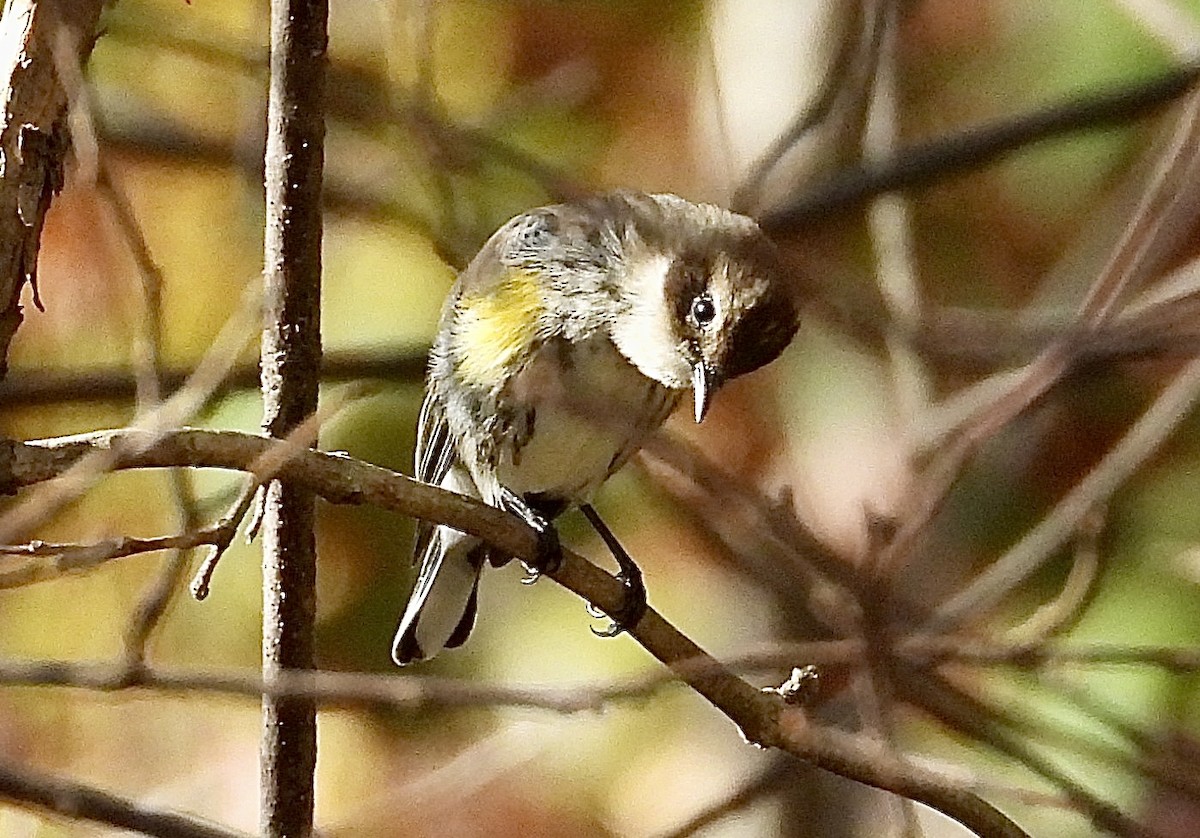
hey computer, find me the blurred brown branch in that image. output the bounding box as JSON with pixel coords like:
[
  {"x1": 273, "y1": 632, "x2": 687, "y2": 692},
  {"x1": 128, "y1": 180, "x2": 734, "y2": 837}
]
[
  {"x1": 14, "y1": 300, "x2": 1200, "y2": 411},
  {"x1": 91, "y1": 26, "x2": 1200, "y2": 260},
  {"x1": 0, "y1": 758, "x2": 249, "y2": 838},
  {"x1": 95, "y1": 146, "x2": 207, "y2": 661},
  {"x1": 759, "y1": 60, "x2": 1200, "y2": 233},
  {"x1": 924, "y1": 80, "x2": 1200, "y2": 632},
  {"x1": 0, "y1": 657, "x2": 677, "y2": 713},
  {"x1": 638, "y1": 429, "x2": 1161, "y2": 837},
  {"x1": 0, "y1": 348, "x2": 427, "y2": 406}
]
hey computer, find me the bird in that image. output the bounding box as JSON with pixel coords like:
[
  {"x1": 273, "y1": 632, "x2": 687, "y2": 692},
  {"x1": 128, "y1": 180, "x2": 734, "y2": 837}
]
[{"x1": 392, "y1": 190, "x2": 798, "y2": 665}]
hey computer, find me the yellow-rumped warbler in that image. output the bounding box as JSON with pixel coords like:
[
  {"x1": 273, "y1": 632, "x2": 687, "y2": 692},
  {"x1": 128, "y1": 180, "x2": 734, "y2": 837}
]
[{"x1": 393, "y1": 191, "x2": 797, "y2": 664}]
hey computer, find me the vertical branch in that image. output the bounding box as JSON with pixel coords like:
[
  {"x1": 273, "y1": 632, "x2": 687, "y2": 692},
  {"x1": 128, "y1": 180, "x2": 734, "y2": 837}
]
[
  {"x1": 260, "y1": 0, "x2": 326, "y2": 833},
  {"x1": 0, "y1": 0, "x2": 103, "y2": 378}
]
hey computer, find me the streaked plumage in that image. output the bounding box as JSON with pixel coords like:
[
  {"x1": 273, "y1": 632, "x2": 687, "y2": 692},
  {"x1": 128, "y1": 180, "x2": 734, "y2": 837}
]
[{"x1": 393, "y1": 191, "x2": 797, "y2": 664}]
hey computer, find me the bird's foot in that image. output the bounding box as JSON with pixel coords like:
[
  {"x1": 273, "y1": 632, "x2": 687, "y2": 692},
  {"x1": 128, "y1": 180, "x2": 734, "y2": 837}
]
[
  {"x1": 581, "y1": 504, "x2": 647, "y2": 637},
  {"x1": 500, "y1": 489, "x2": 563, "y2": 583}
]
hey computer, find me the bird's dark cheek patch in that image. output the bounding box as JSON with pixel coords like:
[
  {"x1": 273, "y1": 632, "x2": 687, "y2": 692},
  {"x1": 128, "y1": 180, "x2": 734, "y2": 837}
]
[{"x1": 724, "y1": 299, "x2": 799, "y2": 379}]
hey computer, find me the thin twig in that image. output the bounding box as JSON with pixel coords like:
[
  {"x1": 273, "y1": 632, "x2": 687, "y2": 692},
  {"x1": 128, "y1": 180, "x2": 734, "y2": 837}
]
[
  {"x1": 1076, "y1": 87, "x2": 1200, "y2": 326},
  {"x1": 859, "y1": 0, "x2": 926, "y2": 576},
  {"x1": 732, "y1": 0, "x2": 886, "y2": 214},
  {"x1": 656, "y1": 761, "x2": 792, "y2": 838},
  {"x1": 716, "y1": 637, "x2": 1200, "y2": 674},
  {"x1": 877, "y1": 347, "x2": 1072, "y2": 573},
  {"x1": 854, "y1": 8, "x2": 927, "y2": 834},
  {"x1": 0, "y1": 657, "x2": 677, "y2": 713},
  {"x1": 96, "y1": 154, "x2": 207, "y2": 661},
  {"x1": 47, "y1": 9, "x2": 99, "y2": 185},
  {"x1": 926, "y1": 354, "x2": 1200, "y2": 631},
  {"x1": 0, "y1": 280, "x2": 262, "y2": 543},
  {"x1": 405, "y1": 0, "x2": 457, "y2": 248},
  {"x1": 896, "y1": 639, "x2": 1200, "y2": 672},
  {"x1": 95, "y1": 162, "x2": 167, "y2": 407},
  {"x1": 0, "y1": 524, "x2": 230, "y2": 589},
  {"x1": 189, "y1": 480, "x2": 260, "y2": 600},
  {"x1": 903, "y1": 670, "x2": 1152, "y2": 838},
  {"x1": 1004, "y1": 505, "x2": 1106, "y2": 644},
  {"x1": 122, "y1": 470, "x2": 202, "y2": 659},
  {"x1": 193, "y1": 384, "x2": 367, "y2": 600}
]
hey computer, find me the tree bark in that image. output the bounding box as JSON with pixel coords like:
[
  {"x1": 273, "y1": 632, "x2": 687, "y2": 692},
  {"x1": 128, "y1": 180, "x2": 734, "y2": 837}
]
[
  {"x1": 259, "y1": 0, "x2": 326, "y2": 833},
  {"x1": 0, "y1": 0, "x2": 104, "y2": 378}
]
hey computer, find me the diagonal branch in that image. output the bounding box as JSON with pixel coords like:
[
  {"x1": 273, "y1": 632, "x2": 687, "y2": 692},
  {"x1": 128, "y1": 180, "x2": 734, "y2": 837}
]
[
  {"x1": 0, "y1": 758, "x2": 249, "y2": 838},
  {"x1": 1, "y1": 427, "x2": 1027, "y2": 837},
  {"x1": 760, "y1": 61, "x2": 1200, "y2": 232}
]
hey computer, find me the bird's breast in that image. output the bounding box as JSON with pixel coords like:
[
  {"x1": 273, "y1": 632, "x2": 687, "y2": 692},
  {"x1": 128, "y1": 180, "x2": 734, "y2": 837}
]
[{"x1": 492, "y1": 334, "x2": 679, "y2": 503}]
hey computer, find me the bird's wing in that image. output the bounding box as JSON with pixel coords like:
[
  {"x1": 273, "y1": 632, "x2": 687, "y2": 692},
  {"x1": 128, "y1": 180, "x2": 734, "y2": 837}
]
[
  {"x1": 412, "y1": 389, "x2": 456, "y2": 564},
  {"x1": 397, "y1": 402, "x2": 484, "y2": 664}
]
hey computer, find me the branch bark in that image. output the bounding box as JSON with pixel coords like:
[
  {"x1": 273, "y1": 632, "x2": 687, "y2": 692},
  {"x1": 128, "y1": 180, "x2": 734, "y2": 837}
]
[
  {"x1": 2, "y1": 427, "x2": 1028, "y2": 838},
  {"x1": 0, "y1": 0, "x2": 104, "y2": 377},
  {"x1": 259, "y1": 0, "x2": 326, "y2": 832}
]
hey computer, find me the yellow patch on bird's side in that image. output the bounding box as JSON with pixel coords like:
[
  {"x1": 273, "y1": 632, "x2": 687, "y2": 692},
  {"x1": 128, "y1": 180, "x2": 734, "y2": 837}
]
[{"x1": 452, "y1": 269, "x2": 544, "y2": 386}]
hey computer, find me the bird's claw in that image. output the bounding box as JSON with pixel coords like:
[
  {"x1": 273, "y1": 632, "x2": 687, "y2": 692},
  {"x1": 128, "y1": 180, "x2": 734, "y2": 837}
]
[
  {"x1": 501, "y1": 489, "x2": 562, "y2": 582},
  {"x1": 531, "y1": 524, "x2": 563, "y2": 576},
  {"x1": 590, "y1": 565, "x2": 647, "y2": 638},
  {"x1": 517, "y1": 521, "x2": 562, "y2": 585},
  {"x1": 591, "y1": 621, "x2": 624, "y2": 638}
]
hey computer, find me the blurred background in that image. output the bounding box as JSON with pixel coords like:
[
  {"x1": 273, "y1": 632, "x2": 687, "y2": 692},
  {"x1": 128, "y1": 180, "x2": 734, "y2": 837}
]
[{"x1": 3, "y1": 0, "x2": 1200, "y2": 835}]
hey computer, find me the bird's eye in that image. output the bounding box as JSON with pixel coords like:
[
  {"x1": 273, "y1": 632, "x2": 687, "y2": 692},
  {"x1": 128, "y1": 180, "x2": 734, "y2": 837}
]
[{"x1": 691, "y1": 295, "x2": 716, "y2": 327}]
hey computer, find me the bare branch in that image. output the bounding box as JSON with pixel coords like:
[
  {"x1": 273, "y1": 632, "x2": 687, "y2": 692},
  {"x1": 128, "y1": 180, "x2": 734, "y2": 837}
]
[
  {"x1": 0, "y1": 525, "x2": 228, "y2": 588},
  {"x1": 731, "y1": 0, "x2": 886, "y2": 215},
  {"x1": 0, "y1": 758, "x2": 248, "y2": 838},
  {"x1": 0, "y1": 281, "x2": 261, "y2": 543},
  {"x1": 760, "y1": 61, "x2": 1200, "y2": 232},
  {"x1": 1003, "y1": 505, "x2": 1106, "y2": 644},
  {"x1": 0, "y1": 427, "x2": 1027, "y2": 837},
  {"x1": 121, "y1": 469, "x2": 201, "y2": 660},
  {"x1": 0, "y1": 658, "x2": 674, "y2": 713},
  {"x1": 259, "y1": 0, "x2": 326, "y2": 830},
  {"x1": 926, "y1": 354, "x2": 1200, "y2": 631},
  {"x1": 658, "y1": 762, "x2": 791, "y2": 838},
  {"x1": 189, "y1": 480, "x2": 260, "y2": 600},
  {"x1": 0, "y1": 348, "x2": 426, "y2": 406}
]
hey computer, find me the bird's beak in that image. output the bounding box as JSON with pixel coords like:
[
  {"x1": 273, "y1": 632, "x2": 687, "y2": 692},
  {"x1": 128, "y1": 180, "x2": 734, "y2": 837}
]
[{"x1": 692, "y1": 361, "x2": 715, "y2": 423}]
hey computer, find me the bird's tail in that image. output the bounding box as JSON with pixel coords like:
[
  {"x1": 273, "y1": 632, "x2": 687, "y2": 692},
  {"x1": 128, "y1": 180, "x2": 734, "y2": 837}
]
[{"x1": 392, "y1": 525, "x2": 486, "y2": 665}]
